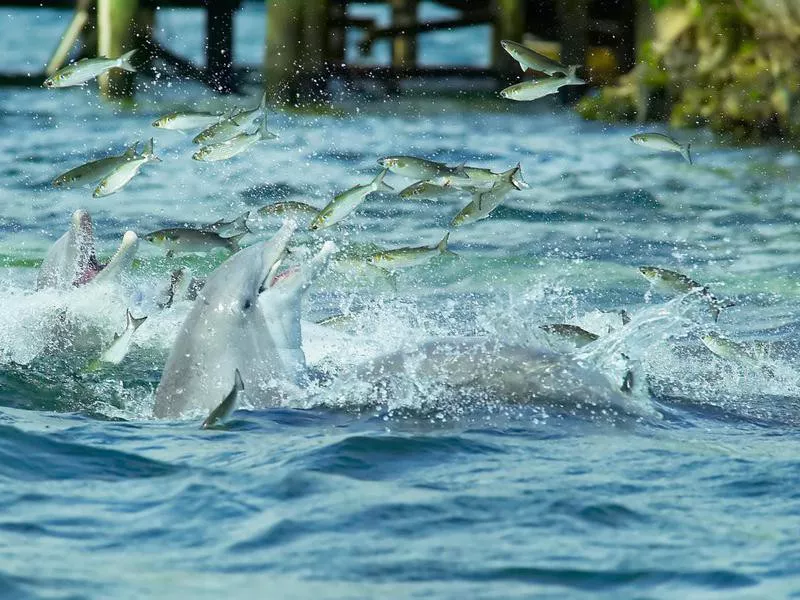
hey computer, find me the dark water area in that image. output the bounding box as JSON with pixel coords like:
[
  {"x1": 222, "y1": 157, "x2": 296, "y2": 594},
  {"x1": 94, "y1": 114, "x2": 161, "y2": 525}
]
[{"x1": 2, "y1": 2, "x2": 800, "y2": 599}]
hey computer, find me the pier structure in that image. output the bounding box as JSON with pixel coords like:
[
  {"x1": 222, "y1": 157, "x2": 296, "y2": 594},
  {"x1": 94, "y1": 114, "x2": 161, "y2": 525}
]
[{"x1": 4, "y1": 0, "x2": 640, "y2": 101}]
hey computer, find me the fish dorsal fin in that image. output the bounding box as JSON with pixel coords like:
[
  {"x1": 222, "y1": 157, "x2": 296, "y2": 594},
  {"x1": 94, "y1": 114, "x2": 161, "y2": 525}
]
[{"x1": 123, "y1": 142, "x2": 139, "y2": 159}]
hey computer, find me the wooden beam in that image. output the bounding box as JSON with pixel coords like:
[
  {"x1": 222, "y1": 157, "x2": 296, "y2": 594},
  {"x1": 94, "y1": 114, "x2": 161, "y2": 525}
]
[
  {"x1": 492, "y1": 0, "x2": 525, "y2": 77},
  {"x1": 206, "y1": 0, "x2": 236, "y2": 94},
  {"x1": 556, "y1": 0, "x2": 588, "y2": 103},
  {"x1": 45, "y1": 0, "x2": 91, "y2": 76},
  {"x1": 97, "y1": 0, "x2": 139, "y2": 99},
  {"x1": 391, "y1": 0, "x2": 417, "y2": 69},
  {"x1": 265, "y1": 0, "x2": 329, "y2": 103}
]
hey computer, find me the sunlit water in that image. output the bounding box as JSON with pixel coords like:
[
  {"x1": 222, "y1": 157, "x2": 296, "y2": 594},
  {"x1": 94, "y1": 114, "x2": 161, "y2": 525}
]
[{"x1": 1, "y1": 3, "x2": 800, "y2": 599}]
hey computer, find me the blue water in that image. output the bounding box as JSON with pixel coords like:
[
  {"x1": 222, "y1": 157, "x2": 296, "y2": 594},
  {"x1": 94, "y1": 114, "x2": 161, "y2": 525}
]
[{"x1": 2, "y1": 3, "x2": 800, "y2": 599}]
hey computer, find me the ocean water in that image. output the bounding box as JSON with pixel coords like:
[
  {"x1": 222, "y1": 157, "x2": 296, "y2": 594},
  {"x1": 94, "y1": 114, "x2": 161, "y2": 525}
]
[{"x1": 2, "y1": 3, "x2": 800, "y2": 599}]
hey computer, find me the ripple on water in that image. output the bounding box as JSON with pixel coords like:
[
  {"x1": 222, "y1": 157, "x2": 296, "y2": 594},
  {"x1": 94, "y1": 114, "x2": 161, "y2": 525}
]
[{"x1": 0, "y1": 424, "x2": 179, "y2": 481}]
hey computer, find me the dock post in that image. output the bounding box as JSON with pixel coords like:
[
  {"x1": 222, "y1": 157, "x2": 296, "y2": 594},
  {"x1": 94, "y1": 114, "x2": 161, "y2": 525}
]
[
  {"x1": 391, "y1": 0, "x2": 418, "y2": 70},
  {"x1": 97, "y1": 0, "x2": 140, "y2": 99},
  {"x1": 492, "y1": 0, "x2": 526, "y2": 78},
  {"x1": 207, "y1": 0, "x2": 237, "y2": 94},
  {"x1": 556, "y1": 0, "x2": 588, "y2": 102},
  {"x1": 265, "y1": 0, "x2": 329, "y2": 103}
]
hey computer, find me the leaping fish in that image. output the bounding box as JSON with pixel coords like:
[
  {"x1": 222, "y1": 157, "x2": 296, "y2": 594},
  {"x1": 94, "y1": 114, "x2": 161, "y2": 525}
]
[
  {"x1": 43, "y1": 49, "x2": 138, "y2": 88},
  {"x1": 500, "y1": 67, "x2": 585, "y2": 101},
  {"x1": 152, "y1": 111, "x2": 226, "y2": 132},
  {"x1": 638, "y1": 266, "x2": 734, "y2": 321},
  {"x1": 630, "y1": 133, "x2": 692, "y2": 164},
  {"x1": 378, "y1": 156, "x2": 466, "y2": 183},
  {"x1": 310, "y1": 169, "x2": 393, "y2": 230},
  {"x1": 192, "y1": 118, "x2": 278, "y2": 162},
  {"x1": 144, "y1": 228, "x2": 246, "y2": 255},
  {"x1": 201, "y1": 369, "x2": 244, "y2": 429},
  {"x1": 93, "y1": 138, "x2": 160, "y2": 198},
  {"x1": 500, "y1": 40, "x2": 571, "y2": 76},
  {"x1": 86, "y1": 309, "x2": 147, "y2": 370},
  {"x1": 700, "y1": 332, "x2": 774, "y2": 377},
  {"x1": 192, "y1": 92, "x2": 267, "y2": 145},
  {"x1": 369, "y1": 232, "x2": 456, "y2": 270},
  {"x1": 53, "y1": 142, "x2": 139, "y2": 188}
]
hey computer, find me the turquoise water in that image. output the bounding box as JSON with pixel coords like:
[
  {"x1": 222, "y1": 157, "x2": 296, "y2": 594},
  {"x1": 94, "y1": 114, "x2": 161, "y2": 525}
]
[{"x1": 2, "y1": 3, "x2": 800, "y2": 599}]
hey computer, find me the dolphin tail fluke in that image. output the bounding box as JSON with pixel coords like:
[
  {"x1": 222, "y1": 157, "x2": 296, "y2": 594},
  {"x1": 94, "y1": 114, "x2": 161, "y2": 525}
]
[{"x1": 201, "y1": 369, "x2": 243, "y2": 430}]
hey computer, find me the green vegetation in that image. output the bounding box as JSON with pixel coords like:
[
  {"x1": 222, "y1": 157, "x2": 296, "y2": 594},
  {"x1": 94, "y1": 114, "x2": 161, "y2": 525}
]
[{"x1": 579, "y1": 0, "x2": 800, "y2": 143}]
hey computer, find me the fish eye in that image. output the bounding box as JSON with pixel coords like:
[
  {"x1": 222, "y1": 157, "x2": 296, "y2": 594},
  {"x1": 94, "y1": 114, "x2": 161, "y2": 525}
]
[{"x1": 243, "y1": 299, "x2": 252, "y2": 310}]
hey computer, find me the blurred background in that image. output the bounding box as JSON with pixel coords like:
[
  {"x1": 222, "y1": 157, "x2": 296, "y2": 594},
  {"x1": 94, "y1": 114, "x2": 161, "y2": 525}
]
[{"x1": 4, "y1": 0, "x2": 800, "y2": 141}]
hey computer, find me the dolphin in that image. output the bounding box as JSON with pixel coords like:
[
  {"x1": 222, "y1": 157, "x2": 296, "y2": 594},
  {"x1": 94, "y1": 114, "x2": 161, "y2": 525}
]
[
  {"x1": 90, "y1": 231, "x2": 138, "y2": 287},
  {"x1": 347, "y1": 338, "x2": 657, "y2": 419},
  {"x1": 153, "y1": 221, "x2": 299, "y2": 419},
  {"x1": 37, "y1": 209, "x2": 100, "y2": 290},
  {"x1": 260, "y1": 241, "x2": 337, "y2": 384}
]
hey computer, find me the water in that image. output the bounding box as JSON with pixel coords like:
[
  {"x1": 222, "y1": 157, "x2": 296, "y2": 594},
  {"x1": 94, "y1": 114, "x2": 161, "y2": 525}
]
[{"x1": 2, "y1": 3, "x2": 800, "y2": 599}]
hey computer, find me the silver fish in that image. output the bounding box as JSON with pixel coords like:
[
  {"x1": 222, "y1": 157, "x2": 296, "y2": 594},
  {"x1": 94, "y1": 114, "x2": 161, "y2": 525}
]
[
  {"x1": 459, "y1": 163, "x2": 528, "y2": 190},
  {"x1": 152, "y1": 111, "x2": 225, "y2": 131},
  {"x1": 378, "y1": 156, "x2": 465, "y2": 182},
  {"x1": 450, "y1": 171, "x2": 520, "y2": 227},
  {"x1": 310, "y1": 169, "x2": 393, "y2": 230},
  {"x1": 144, "y1": 228, "x2": 245, "y2": 255},
  {"x1": 500, "y1": 69, "x2": 585, "y2": 101},
  {"x1": 157, "y1": 267, "x2": 193, "y2": 309},
  {"x1": 43, "y1": 49, "x2": 138, "y2": 88},
  {"x1": 639, "y1": 266, "x2": 734, "y2": 321},
  {"x1": 93, "y1": 139, "x2": 160, "y2": 198},
  {"x1": 255, "y1": 201, "x2": 320, "y2": 220},
  {"x1": 630, "y1": 133, "x2": 692, "y2": 164},
  {"x1": 369, "y1": 232, "x2": 456, "y2": 270},
  {"x1": 207, "y1": 211, "x2": 251, "y2": 238},
  {"x1": 398, "y1": 181, "x2": 462, "y2": 200},
  {"x1": 96, "y1": 309, "x2": 147, "y2": 366},
  {"x1": 192, "y1": 92, "x2": 267, "y2": 145},
  {"x1": 53, "y1": 143, "x2": 139, "y2": 188},
  {"x1": 500, "y1": 40, "x2": 571, "y2": 75},
  {"x1": 192, "y1": 121, "x2": 277, "y2": 162},
  {"x1": 700, "y1": 332, "x2": 774, "y2": 376},
  {"x1": 201, "y1": 369, "x2": 244, "y2": 429},
  {"x1": 540, "y1": 323, "x2": 599, "y2": 348}
]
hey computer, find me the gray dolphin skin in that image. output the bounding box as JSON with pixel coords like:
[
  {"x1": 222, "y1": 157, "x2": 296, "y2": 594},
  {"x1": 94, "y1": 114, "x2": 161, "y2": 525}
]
[
  {"x1": 155, "y1": 227, "x2": 336, "y2": 418},
  {"x1": 37, "y1": 209, "x2": 98, "y2": 290}
]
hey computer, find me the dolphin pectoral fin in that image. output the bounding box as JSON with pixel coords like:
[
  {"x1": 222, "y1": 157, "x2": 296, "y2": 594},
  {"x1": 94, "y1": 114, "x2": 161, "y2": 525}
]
[{"x1": 201, "y1": 369, "x2": 244, "y2": 429}]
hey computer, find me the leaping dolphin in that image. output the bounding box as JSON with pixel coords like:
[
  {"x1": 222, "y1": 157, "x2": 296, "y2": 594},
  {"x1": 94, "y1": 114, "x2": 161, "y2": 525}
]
[
  {"x1": 37, "y1": 209, "x2": 100, "y2": 290},
  {"x1": 153, "y1": 221, "x2": 336, "y2": 419}
]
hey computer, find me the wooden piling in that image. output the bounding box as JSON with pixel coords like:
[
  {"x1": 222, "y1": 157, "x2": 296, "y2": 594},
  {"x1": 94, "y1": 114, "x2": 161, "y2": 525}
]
[
  {"x1": 556, "y1": 0, "x2": 588, "y2": 102},
  {"x1": 492, "y1": 0, "x2": 525, "y2": 78},
  {"x1": 97, "y1": 0, "x2": 139, "y2": 99},
  {"x1": 265, "y1": 0, "x2": 329, "y2": 103},
  {"x1": 391, "y1": 0, "x2": 417, "y2": 70},
  {"x1": 45, "y1": 0, "x2": 91, "y2": 76},
  {"x1": 207, "y1": 0, "x2": 237, "y2": 94}
]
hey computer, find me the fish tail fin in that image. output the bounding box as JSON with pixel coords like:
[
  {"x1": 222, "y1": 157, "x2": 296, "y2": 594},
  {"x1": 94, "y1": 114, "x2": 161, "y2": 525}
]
[
  {"x1": 143, "y1": 138, "x2": 161, "y2": 162},
  {"x1": 259, "y1": 118, "x2": 279, "y2": 141},
  {"x1": 258, "y1": 90, "x2": 267, "y2": 113},
  {"x1": 437, "y1": 231, "x2": 450, "y2": 254},
  {"x1": 227, "y1": 231, "x2": 248, "y2": 253},
  {"x1": 567, "y1": 65, "x2": 584, "y2": 82},
  {"x1": 118, "y1": 49, "x2": 138, "y2": 72},
  {"x1": 710, "y1": 297, "x2": 735, "y2": 321},
  {"x1": 123, "y1": 141, "x2": 139, "y2": 159},
  {"x1": 620, "y1": 369, "x2": 634, "y2": 393},
  {"x1": 373, "y1": 168, "x2": 394, "y2": 192},
  {"x1": 230, "y1": 210, "x2": 252, "y2": 235},
  {"x1": 682, "y1": 143, "x2": 692, "y2": 165},
  {"x1": 126, "y1": 309, "x2": 147, "y2": 332}
]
